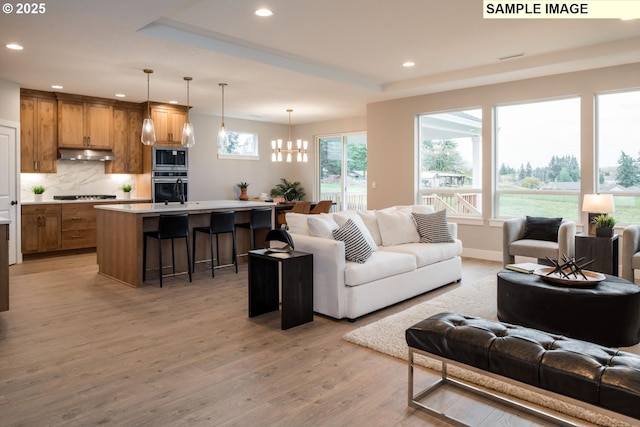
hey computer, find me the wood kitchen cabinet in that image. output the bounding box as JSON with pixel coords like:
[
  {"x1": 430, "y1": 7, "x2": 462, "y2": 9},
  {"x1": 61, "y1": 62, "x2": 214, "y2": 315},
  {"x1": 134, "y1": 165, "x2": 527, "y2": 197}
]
[
  {"x1": 20, "y1": 90, "x2": 57, "y2": 173},
  {"x1": 106, "y1": 105, "x2": 143, "y2": 174},
  {"x1": 61, "y1": 203, "x2": 97, "y2": 250},
  {"x1": 21, "y1": 204, "x2": 62, "y2": 254},
  {"x1": 150, "y1": 104, "x2": 187, "y2": 145},
  {"x1": 57, "y1": 95, "x2": 113, "y2": 149}
]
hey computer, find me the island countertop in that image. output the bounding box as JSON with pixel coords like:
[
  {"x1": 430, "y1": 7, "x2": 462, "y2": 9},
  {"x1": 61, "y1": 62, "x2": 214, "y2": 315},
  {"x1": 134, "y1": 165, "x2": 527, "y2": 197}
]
[
  {"x1": 95, "y1": 199, "x2": 276, "y2": 287},
  {"x1": 95, "y1": 199, "x2": 275, "y2": 214},
  {"x1": 0, "y1": 216, "x2": 9, "y2": 225}
]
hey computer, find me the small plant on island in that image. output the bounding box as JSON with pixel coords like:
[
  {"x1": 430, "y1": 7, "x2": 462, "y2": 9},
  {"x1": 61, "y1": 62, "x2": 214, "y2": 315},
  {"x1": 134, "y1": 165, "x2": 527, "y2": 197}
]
[
  {"x1": 237, "y1": 182, "x2": 249, "y2": 189},
  {"x1": 121, "y1": 184, "x2": 133, "y2": 193},
  {"x1": 31, "y1": 185, "x2": 46, "y2": 194}
]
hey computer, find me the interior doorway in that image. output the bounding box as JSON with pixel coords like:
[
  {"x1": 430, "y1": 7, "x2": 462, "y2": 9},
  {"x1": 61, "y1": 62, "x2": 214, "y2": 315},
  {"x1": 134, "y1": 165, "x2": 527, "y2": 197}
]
[{"x1": 0, "y1": 121, "x2": 20, "y2": 265}]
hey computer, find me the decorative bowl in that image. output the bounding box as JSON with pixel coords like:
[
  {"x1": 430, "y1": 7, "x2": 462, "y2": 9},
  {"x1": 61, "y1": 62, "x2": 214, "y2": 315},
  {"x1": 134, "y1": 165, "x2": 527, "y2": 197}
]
[{"x1": 533, "y1": 267, "x2": 605, "y2": 287}]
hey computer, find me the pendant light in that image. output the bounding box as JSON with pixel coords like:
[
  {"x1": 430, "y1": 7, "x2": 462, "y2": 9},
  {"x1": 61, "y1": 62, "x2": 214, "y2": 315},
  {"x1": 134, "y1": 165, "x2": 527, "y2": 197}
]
[
  {"x1": 181, "y1": 76, "x2": 195, "y2": 148},
  {"x1": 217, "y1": 83, "x2": 229, "y2": 150},
  {"x1": 141, "y1": 69, "x2": 156, "y2": 146},
  {"x1": 271, "y1": 109, "x2": 308, "y2": 162}
]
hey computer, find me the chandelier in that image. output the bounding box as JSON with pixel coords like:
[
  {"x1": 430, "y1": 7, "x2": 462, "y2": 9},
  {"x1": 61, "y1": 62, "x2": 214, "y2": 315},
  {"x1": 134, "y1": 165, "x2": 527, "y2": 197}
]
[{"x1": 271, "y1": 109, "x2": 308, "y2": 162}]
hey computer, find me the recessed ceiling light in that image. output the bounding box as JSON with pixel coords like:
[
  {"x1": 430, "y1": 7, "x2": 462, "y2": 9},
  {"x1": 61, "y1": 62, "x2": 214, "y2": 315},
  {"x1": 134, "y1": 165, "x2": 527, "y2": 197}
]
[
  {"x1": 169, "y1": 100, "x2": 178, "y2": 105},
  {"x1": 255, "y1": 8, "x2": 273, "y2": 17},
  {"x1": 51, "y1": 85, "x2": 63, "y2": 90},
  {"x1": 6, "y1": 43, "x2": 23, "y2": 50},
  {"x1": 403, "y1": 61, "x2": 415, "y2": 68},
  {"x1": 115, "y1": 93, "x2": 126, "y2": 98}
]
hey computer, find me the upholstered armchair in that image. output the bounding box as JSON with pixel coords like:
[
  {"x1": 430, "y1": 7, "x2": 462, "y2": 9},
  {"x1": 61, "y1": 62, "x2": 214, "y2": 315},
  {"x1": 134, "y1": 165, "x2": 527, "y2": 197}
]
[
  {"x1": 503, "y1": 217, "x2": 576, "y2": 266},
  {"x1": 622, "y1": 225, "x2": 640, "y2": 283}
]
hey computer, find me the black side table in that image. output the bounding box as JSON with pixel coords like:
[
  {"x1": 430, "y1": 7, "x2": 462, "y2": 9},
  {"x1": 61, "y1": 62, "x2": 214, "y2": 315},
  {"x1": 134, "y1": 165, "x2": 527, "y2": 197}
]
[
  {"x1": 248, "y1": 249, "x2": 313, "y2": 330},
  {"x1": 575, "y1": 233, "x2": 619, "y2": 276}
]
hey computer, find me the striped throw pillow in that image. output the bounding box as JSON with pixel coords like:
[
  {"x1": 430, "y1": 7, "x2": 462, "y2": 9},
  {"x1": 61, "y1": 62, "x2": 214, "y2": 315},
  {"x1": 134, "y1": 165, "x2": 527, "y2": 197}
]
[
  {"x1": 333, "y1": 219, "x2": 373, "y2": 263},
  {"x1": 412, "y1": 210, "x2": 454, "y2": 243}
]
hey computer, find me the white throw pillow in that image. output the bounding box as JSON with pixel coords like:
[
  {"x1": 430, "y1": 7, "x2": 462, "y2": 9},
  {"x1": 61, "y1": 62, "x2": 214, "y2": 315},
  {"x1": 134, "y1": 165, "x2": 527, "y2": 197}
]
[
  {"x1": 333, "y1": 210, "x2": 378, "y2": 251},
  {"x1": 375, "y1": 208, "x2": 420, "y2": 246},
  {"x1": 285, "y1": 212, "x2": 310, "y2": 235},
  {"x1": 356, "y1": 210, "x2": 383, "y2": 246},
  {"x1": 411, "y1": 205, "x2": 435, "y2": 214},
  {"x1": 307, "y1": 215, "x2": 339, "y2": 239}
]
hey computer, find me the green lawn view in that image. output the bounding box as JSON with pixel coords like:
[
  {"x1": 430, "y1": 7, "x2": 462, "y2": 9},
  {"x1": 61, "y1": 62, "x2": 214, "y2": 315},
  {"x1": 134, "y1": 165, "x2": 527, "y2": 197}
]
[{"x1": 500, "y1": 193, "x2": 640, "y2": 224}]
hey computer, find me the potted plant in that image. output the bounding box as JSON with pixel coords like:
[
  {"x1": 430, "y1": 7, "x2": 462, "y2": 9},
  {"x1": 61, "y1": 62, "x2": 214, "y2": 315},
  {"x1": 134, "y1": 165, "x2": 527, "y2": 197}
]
[
  {"x1": 121, "y1": 184, "x2": 133, "y2": 199},
  {"x1": 592, "y1": 214, "x2": 616, "y2": 238},
  {"x1": 270, "y1": 178, "x2": 306, "y2": 202},
  {"x1": 32, "y1": 185, "x2": 45, "y2": 202},
  {"x1": 237, "y1": 182, "x2": 250, "y2": 201}
]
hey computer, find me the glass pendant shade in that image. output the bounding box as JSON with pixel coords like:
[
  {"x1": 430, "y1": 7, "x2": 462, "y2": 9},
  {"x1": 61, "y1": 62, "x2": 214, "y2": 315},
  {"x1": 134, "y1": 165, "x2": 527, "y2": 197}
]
[
  {"x1": 141, "y1": 69, "x2": 156, "y2": 146},
  {"x1": 141, "y1": 118, "x2": 156, "y2": 145},
  {"x1": 217, "y1": 123, "x2": 229, "y2": 149},
  {"x1": 181, "y1": 77, "x2": 195, "y2": 148},
  {"x1": 181, "y1": 122, "x2": 195, "y2": 148}
]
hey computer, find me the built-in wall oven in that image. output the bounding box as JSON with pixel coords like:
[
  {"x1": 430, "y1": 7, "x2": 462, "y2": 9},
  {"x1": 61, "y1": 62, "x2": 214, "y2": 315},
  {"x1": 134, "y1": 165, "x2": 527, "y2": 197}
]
[{"x1": 152, "y1": 171, "x2": 188, "y2": 203}]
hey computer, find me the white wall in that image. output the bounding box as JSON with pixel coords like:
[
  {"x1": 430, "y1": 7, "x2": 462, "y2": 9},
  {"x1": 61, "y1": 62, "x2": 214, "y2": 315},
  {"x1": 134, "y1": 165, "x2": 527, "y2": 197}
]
[
  {"x1": 0, "y1": 78, "x2": 20, "y2": 122},
  {"x1": 188, "y1": 113, "x2": 300, "y2": 200},
  {"x1": 366, "y1": 62, "x2": 640, "y2": 260}
]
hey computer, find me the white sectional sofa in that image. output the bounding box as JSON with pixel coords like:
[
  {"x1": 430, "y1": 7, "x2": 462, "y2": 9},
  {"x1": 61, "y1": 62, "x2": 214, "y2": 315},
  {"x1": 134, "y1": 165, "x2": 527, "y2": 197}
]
[{"x1": 286, "y1": 206, "x2": 463, "y2": 320}]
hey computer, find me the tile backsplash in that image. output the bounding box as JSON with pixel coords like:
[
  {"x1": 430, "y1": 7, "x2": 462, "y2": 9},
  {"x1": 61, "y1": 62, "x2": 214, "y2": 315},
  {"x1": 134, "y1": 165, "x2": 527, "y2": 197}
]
[{"x1": 20, "y1": 160, "x2": 136, "y2": 201}]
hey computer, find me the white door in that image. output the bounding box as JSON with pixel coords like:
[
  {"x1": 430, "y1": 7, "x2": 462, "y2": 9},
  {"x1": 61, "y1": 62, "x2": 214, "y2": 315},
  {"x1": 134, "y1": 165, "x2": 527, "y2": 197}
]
[{"x1": 0, "y1": 122, "x2": 19, "y2": 265}]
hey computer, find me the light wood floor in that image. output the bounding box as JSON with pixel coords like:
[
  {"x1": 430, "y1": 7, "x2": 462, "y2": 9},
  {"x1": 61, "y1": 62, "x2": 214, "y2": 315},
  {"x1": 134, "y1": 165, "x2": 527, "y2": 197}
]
[{"x1": 1, "y1": 254, "x2": 592, "y2": 426}]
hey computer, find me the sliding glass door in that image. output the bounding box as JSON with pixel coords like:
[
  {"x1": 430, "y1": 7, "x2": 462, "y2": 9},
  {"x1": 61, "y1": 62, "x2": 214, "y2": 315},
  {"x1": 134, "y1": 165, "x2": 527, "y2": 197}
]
[{"x1": 318, "y1": 132, "x2": 367, "y2": 211}]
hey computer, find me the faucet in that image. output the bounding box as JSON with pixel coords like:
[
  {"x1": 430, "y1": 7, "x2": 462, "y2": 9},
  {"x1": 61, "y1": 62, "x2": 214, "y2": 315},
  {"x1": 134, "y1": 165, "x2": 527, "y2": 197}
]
[{"x1": 175, "y1": 178, "x2": 185, "y2": 204}]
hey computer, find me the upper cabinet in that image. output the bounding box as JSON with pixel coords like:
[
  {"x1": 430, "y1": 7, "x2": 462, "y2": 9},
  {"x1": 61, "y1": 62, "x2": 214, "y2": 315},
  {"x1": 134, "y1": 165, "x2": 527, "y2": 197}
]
[
  {"x1": 20, "y1": 90, "x2": 58, "y2": 173},
  {"x1": 57, "y1": 94, "x2": 114, "y2": 149},
  {"x1": 106, "y1": 105, "x2": 143, "y2": 174},
  {"x1": 150, "y1": 104, "x2": 187, "y2": 146}
]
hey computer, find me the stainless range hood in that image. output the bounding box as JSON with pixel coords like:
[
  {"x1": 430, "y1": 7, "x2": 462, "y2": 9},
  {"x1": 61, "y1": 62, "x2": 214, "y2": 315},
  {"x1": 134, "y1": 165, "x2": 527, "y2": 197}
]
[{"x1": 57, "y1": 148, "x2": 116, "y2": 161}]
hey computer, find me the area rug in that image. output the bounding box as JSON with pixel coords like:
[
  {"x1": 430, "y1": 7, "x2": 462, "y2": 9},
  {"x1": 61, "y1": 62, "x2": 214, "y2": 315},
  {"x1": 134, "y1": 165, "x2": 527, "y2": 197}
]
[{"x1": 343, "y1": 275, "x2": 639, "y2": 427}]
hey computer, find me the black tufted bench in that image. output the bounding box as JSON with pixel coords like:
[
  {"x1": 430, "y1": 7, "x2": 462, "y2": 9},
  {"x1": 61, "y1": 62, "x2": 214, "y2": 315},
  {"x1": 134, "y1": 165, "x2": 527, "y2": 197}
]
[{"x1": 406, "y1": 312, "x2": 640, "y2": 427}]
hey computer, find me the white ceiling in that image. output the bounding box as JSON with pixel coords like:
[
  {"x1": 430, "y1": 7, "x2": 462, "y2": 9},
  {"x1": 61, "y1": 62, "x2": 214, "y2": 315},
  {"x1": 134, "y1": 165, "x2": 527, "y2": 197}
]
[{"x1": 1, "y1": 0, "x2": 640, "y2": 124}]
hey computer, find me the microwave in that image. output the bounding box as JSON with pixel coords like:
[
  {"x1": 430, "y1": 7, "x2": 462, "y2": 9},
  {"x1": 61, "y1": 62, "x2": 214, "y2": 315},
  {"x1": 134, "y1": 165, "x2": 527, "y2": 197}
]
[{"x1": 152, "y1": 146, "x2": 188, "y2": 171}]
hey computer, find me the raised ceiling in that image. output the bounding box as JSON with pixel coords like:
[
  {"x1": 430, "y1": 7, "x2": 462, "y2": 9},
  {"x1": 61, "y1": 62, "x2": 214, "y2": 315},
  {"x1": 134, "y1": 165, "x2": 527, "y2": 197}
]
[{"x1": 1, "y1": 0, "x2": 639, "y2": 123}]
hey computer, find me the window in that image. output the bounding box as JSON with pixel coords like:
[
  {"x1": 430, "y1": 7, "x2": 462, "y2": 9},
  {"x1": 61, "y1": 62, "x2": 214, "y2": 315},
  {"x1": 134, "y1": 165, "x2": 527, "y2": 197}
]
[
  {"x1": 218, "y1": 131, "x2": 259, "y2": 160},
  {"x1": 417, "y1": 108, "x2": 482, "y2": 217},
  {"x1": 596, "y1": 90, "x2": 640, "y2": 224},
  {"x1": 495, "y1": 98, "x2": 581, "y2": 219},
  {"x1": 318, "y1": 132, "x2": 367, "y2": 211}
]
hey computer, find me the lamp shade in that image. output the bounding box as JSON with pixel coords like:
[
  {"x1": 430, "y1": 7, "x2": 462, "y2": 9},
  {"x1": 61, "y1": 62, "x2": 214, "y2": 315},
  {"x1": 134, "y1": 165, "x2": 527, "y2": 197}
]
[{"x1": 582, "y1": 194, "x2": 615, "y2": 213}]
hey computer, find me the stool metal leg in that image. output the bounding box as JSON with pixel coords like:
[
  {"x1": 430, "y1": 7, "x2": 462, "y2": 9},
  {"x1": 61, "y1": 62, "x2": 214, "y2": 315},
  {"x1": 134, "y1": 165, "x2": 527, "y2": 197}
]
[
  {"x1": 158, "y1": 238, "x2": 163, "y2": 288},
  {"x1": 143, "y1": 235, "x2": 147, "y2": 282},
  {"x1": 185, "y1": 235, "x2": 192, "y2": 282}
]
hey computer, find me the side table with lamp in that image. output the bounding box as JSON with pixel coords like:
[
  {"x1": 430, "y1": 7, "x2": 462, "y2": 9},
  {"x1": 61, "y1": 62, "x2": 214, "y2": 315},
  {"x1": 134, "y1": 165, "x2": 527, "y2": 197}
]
[{"x1": 578, "y1": 193, "x2": 619, "y2": 275}]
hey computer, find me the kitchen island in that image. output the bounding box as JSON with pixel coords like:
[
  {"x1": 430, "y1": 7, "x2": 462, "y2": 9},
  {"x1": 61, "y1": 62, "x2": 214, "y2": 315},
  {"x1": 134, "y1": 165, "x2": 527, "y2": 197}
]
[
  {"x1": 95, "y1": 200, "x2": 275, "y2": 287},
  {"x1": 1, "y1": 216, "x2": 9, "y2": 311}
]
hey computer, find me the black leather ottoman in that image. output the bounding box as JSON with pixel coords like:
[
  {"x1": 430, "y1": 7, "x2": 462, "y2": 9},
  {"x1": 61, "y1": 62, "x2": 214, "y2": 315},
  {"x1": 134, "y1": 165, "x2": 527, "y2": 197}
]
[{"x1": 497, "y1": 269, "x2": 640, "y2": 347}]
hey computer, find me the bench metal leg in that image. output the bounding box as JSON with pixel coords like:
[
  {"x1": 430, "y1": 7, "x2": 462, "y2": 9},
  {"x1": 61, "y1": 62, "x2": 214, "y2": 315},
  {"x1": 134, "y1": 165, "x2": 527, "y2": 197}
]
[{"x1": 408, "y1": 347, "x2": 583, "y2": 427}]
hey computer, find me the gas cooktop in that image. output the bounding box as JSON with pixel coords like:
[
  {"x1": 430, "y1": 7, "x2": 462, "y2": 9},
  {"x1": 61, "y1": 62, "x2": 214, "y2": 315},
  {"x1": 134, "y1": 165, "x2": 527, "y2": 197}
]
[{"x1": 53, "y1": 195, "x2": 117, "y2": 200}]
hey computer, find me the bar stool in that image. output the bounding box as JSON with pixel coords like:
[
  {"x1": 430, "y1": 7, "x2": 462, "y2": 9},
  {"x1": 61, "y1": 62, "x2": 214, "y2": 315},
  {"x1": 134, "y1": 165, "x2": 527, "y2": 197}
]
[
  {"x1": 236, "y1": 207, "x2": 273, "y2": 250},
  {"x1": 192, "y1": 210, "x2": 238, "y2": 277},
  {"x1": 143, "y1": 213, "x2": 192, "y2": 287}
]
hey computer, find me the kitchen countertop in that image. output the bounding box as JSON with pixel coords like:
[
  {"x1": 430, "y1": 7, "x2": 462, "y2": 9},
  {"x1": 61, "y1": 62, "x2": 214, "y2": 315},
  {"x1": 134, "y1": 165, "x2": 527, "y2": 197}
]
[
  {"x1": 0, "y1": 216, "x2": 9, "y2": 225},
  {"x1": 22, "y1": 198, "x2": 151, "y2": 205},
  {"x1": 95, "y1": 200, "x2": 275, "y2": 214}
]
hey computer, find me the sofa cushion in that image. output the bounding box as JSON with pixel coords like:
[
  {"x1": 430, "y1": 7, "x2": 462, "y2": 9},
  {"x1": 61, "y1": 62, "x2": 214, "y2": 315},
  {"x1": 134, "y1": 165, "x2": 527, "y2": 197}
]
[
  {"x1": 412, "y1": 210, "x2": 454, "y2": 243},
  {"x1": 380, "y1": 241, "x2": 462, "y2": 268},
  {"x1": 522, "y1": 216, "x2": 562, "y2": 242},
  {"x1": 509, "y1": 239, "x2": 558, "y2": 259},
  {"x1": 344, "y1": 250, "x2": 417, "y2": 287},
  {"x1": 333, "y1": 210, "x2": 378, "y2": 251},
  {"x1": 286, "y1": 212, "x2": 310, "y2": 235},
  {"x1": 307, "y1": 214, "x2": 339, "y2": 239},
  {"x1": 333, "y1": 219, "x2": 373, "y2": 263},
  {"x1": 375, "y1": 208, "x2": 420, "y2": 246},
  {"x1": 356, "y1": 210, "x2": 383, "y2": 246}
]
